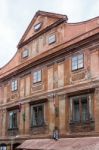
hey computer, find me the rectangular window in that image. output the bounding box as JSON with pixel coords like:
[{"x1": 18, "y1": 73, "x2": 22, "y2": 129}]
[
  {"x1": 22, "y1": 49, "x2": 29, "y2": 58},
  {"x1": 72, "y1": 54, "x2": 84, "y2": 71},
  {"x1": 8, "y1": 110, "x2": 18, "y2": 129},
  {"x1": 31, "y1": 104, "x2": 44, "y2": 127},
  {"x1": 11, "y1": 80, "x2": 18, "y2": 91},
  {"x1": 48, "y1": 34, "x2": 56, "y2": 44},
  {"x1": 33, "y1": 70, "x2": 42, "y2": 83},
  {"x1": 70, "y1": 95, "x2": 92, "y2": 123}
]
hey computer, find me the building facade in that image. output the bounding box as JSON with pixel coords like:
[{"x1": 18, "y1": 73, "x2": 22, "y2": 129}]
[{"x1": 0, "y1": 11, "x2": 99, "y2": 150}]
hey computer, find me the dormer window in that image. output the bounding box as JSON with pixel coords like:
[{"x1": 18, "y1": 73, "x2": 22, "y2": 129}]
[
  {"x1": 22, "y1": 49, "x2": 29, "y2": 58},
  {"x1": 34, "y1": 23, "x2": 42, "y2": 32},
  {"x1": 48, "y1": 34, "x2": 56, "y2": 45}
]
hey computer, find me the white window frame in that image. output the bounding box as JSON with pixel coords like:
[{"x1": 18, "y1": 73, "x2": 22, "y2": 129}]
[
  {"x1": 72, "y1": 54, "x2": 84, "y2": 71},
  {"x1": 48, "y1": 34, "x2": 56, "y2": 45},
  {"x1": 33, "y1": 70, "x2": 42, "y2": 83},
  {"x1": 22, "y1": 49, "x2": 29, "y2": 58},
  {"x1": 11, "y1": 80, "x2": 18, "y2": 91}
]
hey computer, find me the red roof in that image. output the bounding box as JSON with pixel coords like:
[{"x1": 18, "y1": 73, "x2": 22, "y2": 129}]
[{"x1": 17, "y1": 137, "x2": 99, "y2": 150}]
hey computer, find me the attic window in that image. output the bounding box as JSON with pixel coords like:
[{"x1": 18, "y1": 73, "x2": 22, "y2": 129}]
[
  {"x1": 34, "y1": 23, "x2": 42, "y2": 31},
  {"x1": 22, "y1": 49, "x2": 29, "y2": 58},
  {"x1": 48, "y1": 34, "x2": 56, "y2": 45}
]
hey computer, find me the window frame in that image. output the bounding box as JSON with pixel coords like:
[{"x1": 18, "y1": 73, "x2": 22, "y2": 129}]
[
  {"x1": 71, "y1": 53, "x2": 84, "y2": 71},
  {"x1": 48, "y1": 34, "x2": 56, "y2": 45},
  {"x1": 31, "y1": 103, "x2": 44, "y2": 127},
  {"x1": 70, "y1": 94, "x2": 92, "y2": 124},
  {"x1": 22, "y1": 49, "x2": 29, "y2": 58},
  {"x1": 11, "y1": 80, "x2": 18, "y2": 92},
  {"x1": 8, "y1": 109, "x2": 18, "y2": 130},
  {"x1": 34, "y1": 22, "x2": 42, "y2": 32},
  {"x1": 33, "y1": 70, "x2": 42, "y2": 84}
]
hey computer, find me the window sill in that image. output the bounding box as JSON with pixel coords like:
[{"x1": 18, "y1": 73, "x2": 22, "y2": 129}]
[
  {"x1": 11, "y1": 89, "x2": 18, "y2": 93},
  {"x1": 69, "y1": 119, "x2": 94, "y2": 125},
  {"x1": 72, "y1": 67, "x2": 84, "y2": 73},
  {"x1": 69, "y1": 120, "x2": 95, "y2": 132},
  {"x1": 33, "y1": 81, "x2": 42, "y2": 86},
  {"x1": 31, "y1": 123, "x2": 47, "y2": 128},
  {"x1": 8, "y1": 127, "x2": 18, "y2": 131},
  {"x1": 48, "y1": 40, "x2": 56, "y2": 45}
]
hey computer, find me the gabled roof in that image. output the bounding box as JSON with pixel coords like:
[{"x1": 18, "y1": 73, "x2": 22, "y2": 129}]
[{"x1": 17, "y1": 10, "x2": 68, "y2": 48}]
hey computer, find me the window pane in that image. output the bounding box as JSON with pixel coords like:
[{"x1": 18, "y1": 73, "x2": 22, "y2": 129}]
[
  {"x1": 32, "y1": 107, "x2": 38, "y2": 126},
  {"x1": 72, "y1": 56, "x2": 77, "y2": 70},
  {"x1": 78, "y1": 54, "x2": 83, "y2": 60},
  {"x1": 9, "y1": 112, "x2": 13, "y2": 128},
  {"x1": 11, "y1": 82, "x2": 14, "y2": 91},
  {"x1": 48, "y1": 34, "x2": 56, "y2": 44},
  {"x1": 38, "y1": 106, "x2": 44, "y2": 126},
  {"x1": 72, "y1": 65, "x2": 77, "y2": 70},
  {"x1": 15, "y1": 80, "x2": 18, "y2": 90},
  {"x1": 13, "y1": 112, "x2": 17, "y2": 128},
  {"x1": 78, "y1": 54, "x2": 83, "y2": 69},
  {"x1": 73, "y1": 98, "x2": 80, "y2": 122},
  {"x1": 72, "y1": 56, "x2": 77, "y2": 62},
  {"x1": 34, "y1": 23, "x2": 42, "y2": 31},
  {"x1": 37, "y1": 70, "x2": 41, "y2": 82},
  {"x1": 33, "y1": 72, "x2": 37, "y2": 83},
  {"x1": 78, "y1": 62, "x2": 83, "y2": 68},
  {"x1": 22, "y1": 49, "x2": 29, "y2": 58},
  {"x1": 81, "y1": 96, "x2": 88, "y2": 122}
]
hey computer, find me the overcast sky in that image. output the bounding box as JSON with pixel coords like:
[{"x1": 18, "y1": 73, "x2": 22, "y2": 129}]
[{"x1": 0, "y1": 0, "x2": 99, "y2": 68}]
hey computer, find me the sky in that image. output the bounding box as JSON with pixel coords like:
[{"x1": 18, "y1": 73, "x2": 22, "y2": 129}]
[{"x1": 0, "y1": 0, "x2": 99, "y2": 68}]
